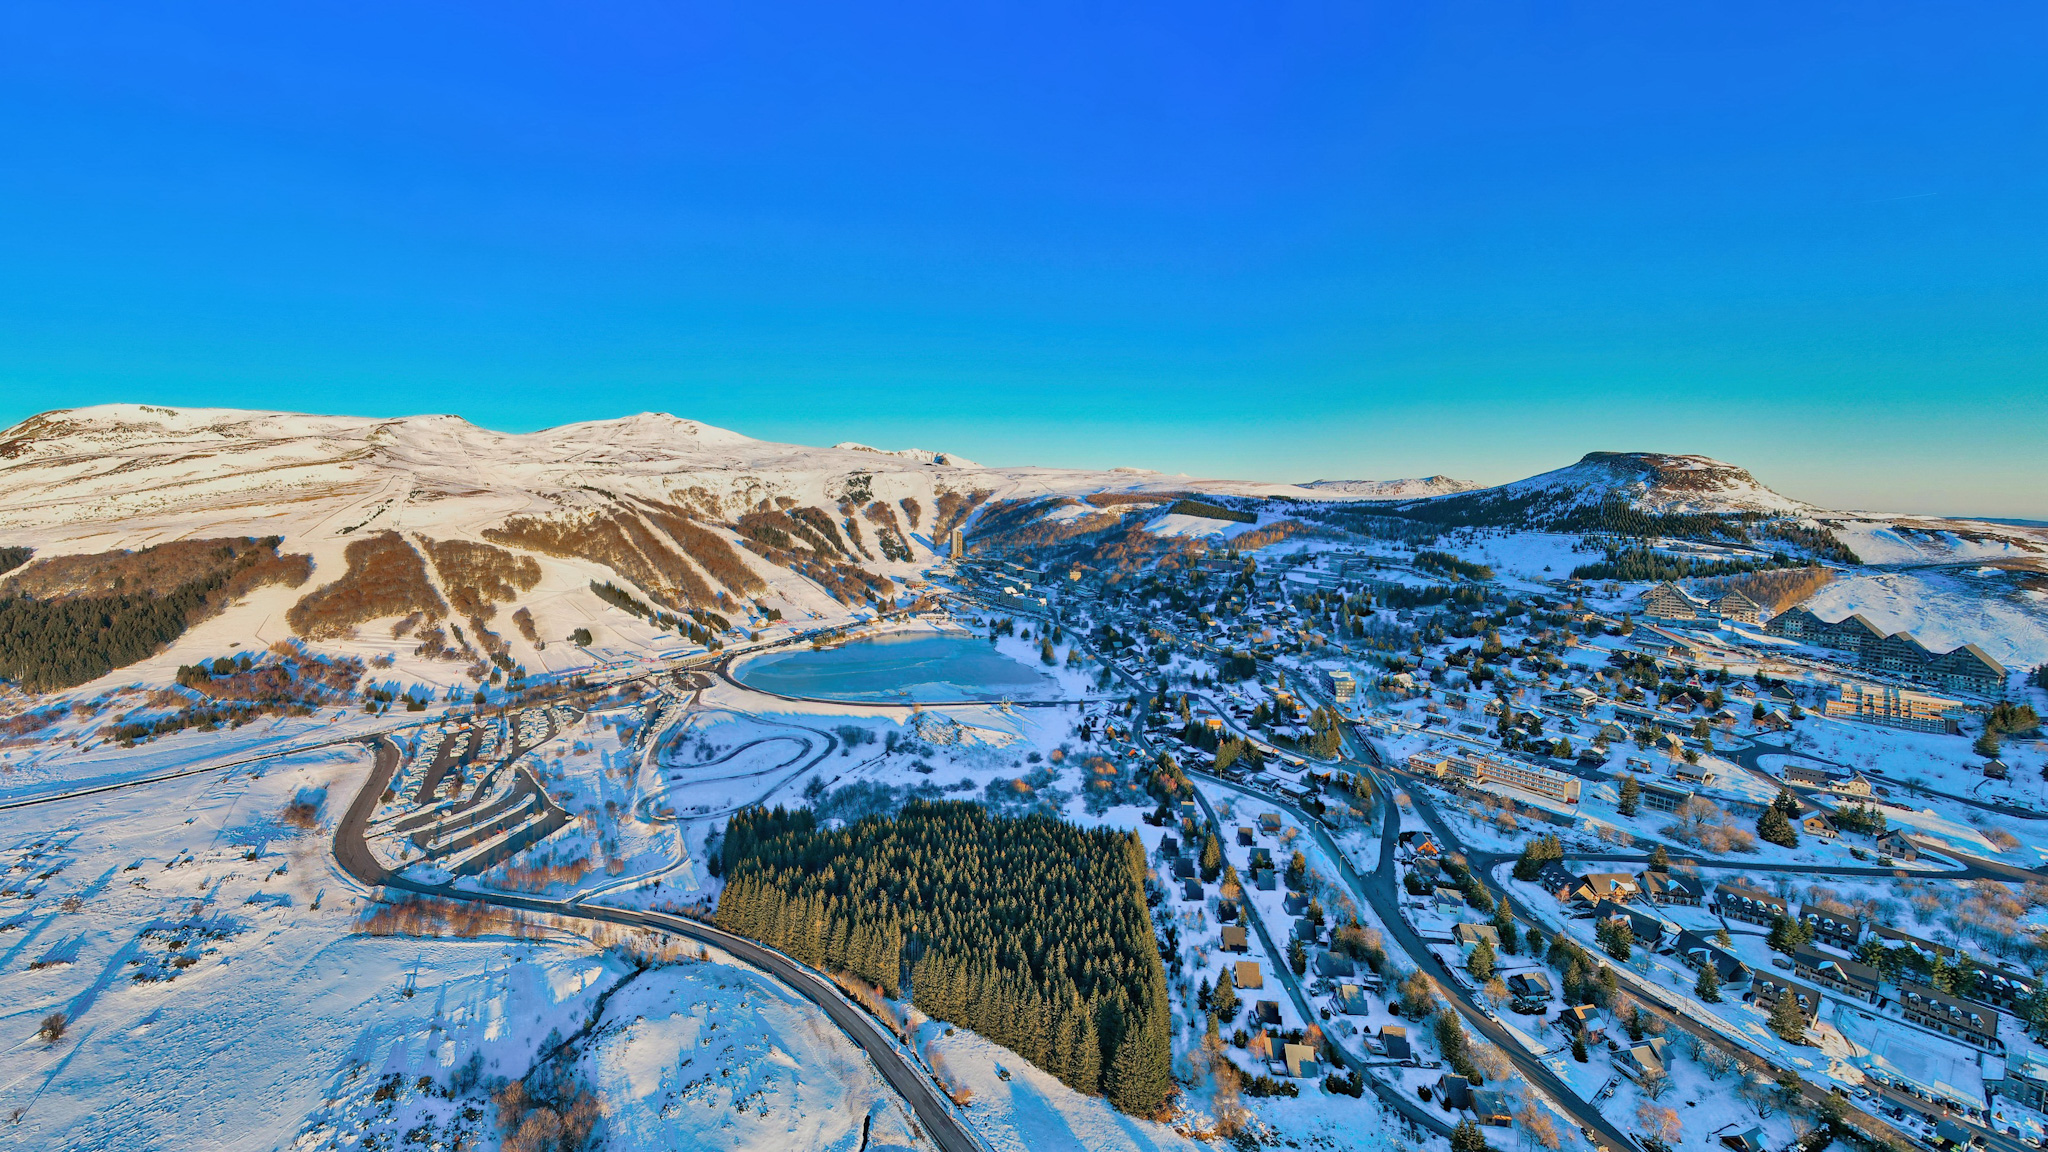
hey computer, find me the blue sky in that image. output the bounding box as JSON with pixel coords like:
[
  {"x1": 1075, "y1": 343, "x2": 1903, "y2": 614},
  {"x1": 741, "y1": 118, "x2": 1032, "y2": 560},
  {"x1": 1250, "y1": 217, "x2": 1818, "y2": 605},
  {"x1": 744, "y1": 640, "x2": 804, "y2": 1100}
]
[{"x1": 2, "y1": 2, "x2": 2043, "y2": 514}]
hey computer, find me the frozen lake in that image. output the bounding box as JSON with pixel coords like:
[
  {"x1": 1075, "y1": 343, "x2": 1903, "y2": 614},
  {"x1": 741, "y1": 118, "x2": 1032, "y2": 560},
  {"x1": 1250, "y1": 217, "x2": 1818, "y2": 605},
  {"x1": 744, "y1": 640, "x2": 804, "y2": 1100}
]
[{"x1": 731, "y1": 632, "x2": 1059, "y2": 703}]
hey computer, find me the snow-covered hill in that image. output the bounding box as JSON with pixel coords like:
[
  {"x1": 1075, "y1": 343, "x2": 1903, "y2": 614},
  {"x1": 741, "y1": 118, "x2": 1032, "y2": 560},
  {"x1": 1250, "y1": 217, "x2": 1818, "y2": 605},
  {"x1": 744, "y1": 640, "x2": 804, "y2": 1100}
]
[
  {"x1": 1376, "y1": 450, "x2": 1814, "y2": 528},
  {"x1": 1298, "y1": 475, "x2": 1479, "y2": 500},
  {"x1": 0, "y1": 405, "x2": 1373, "y2": 693}
]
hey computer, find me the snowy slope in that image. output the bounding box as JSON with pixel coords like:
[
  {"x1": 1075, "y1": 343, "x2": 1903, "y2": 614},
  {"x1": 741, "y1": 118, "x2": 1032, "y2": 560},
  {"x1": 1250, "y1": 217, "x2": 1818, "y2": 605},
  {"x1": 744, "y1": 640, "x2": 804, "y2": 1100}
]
[
  {"x1": 1298, "y1": 475, "x2": 1479, "y2": 500},
  {"x1": 1385, "y1": 451, "x2": 1814, "y2": 520}
]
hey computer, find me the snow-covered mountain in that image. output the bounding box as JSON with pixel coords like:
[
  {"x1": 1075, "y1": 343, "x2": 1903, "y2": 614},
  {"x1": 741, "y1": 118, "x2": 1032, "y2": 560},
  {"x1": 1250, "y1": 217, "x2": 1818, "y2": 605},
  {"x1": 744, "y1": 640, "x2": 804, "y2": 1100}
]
[
  {"x1": 1383, "y1": 451, "x2": 1813, "y2": 523},
  {"x1": 1299, "y1": 476, "x2": 1480, "y2": 500},
  {"x1": 0, "y1": 405, "x2": 1368, "y2": 692}
]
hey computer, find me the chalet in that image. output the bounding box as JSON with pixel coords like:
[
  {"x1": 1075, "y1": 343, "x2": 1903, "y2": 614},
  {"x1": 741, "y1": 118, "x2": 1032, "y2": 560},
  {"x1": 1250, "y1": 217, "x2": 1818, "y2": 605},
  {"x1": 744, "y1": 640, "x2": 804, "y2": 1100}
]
[
  {"x1": 1721, "y1": 1126, "x2": 1769, "y2": 1152},
  {"x1": 1984, "y1": 759, "x2": 2010, "y2": 781},
  {"x1": 1572, "y1": 872, "x2": 1642, "y2": 906},
  {"x1": 1716, "y1": 882, "x2": 1789, "y2": 927},
  {"x1": 1259, "y1": 813, "x2": 1283, "y2": 835},
  {"x1": 1435, "y1": 1073, "x2": 1474, "y2": 1110},
  {"x1": 1616, "y1": 1037, "x2": 1671, "y2": 1084},
  {"x1": 1828, "y1": 774, "x2": 1875, "y2": 798},
  {"x1": 1293, "y1": 917, "x2": 1321, "y2": 944},
  {"x1": 1433, "y1": 886, "x2": 1467, "y2": 911},
  {"x1": 1249, "y1": 847, "x2": 1275, "y2": 872},
  {"x1": 1752, "y1": 974, "x2": 1822, "y2": 1023},
  {"x1": 1899, "y1": 986, "x2": 2001, "y2": 1051},
  {"x1": 1471, "y1": 1089, "x2": 1514, "y2": 1126},
  {"x1": 1452, "y1": 923, "x2": 1501, "y2": 951},
  {"x1": 1970, "y1": 969, "x2": 2037, "y2": 1014},
  {"x1": 1801, "y1": 812, "x2": 1839, "y2": 840},
  {"x1": 1532, "y1": 861, "x2": 1583, "y2": 902},
  {"x1": 1594, "y1": 900, "x2": 1667, "y2": 950},
  {"x1": 1234, "y1": 961, "x2": 1264, "y2": 990},
  {"x1": 1237, "y1": 826, "x2": 1256, "y2": 847},
  {"x1": 1172, "y1": 858, "x2": 1197, "y2": 880},
  {"x1": 1337, "y1": 983, "x2": 1370, "y2": 1015},
  {"x1": 1158, "y1": 835, "x2": 1181, "y2": 858},
  {"x1": 1791, "y1": 947, "x2": 1881, "y2": 1004},
  {"x1": 1316, "y1": 950, "x2": 1355, "y2": 979},
  {"x1": 1379, "y1": 1025, "x2": 1412, "y2": 1061},
  {"x1": 1283, "y1": 892, "x2": 1309, "y2": 916},
  {"x1": 1674, "y1": 931, "x2": 1750, "y2": 987},
  {"x1": 1639, "y1": 871, "x2": 1704, "y2": 906},
  {"x1": 1876, "y1": 830, "x2": 1919, "y2": 861},
  {"x1": 1254, "y1": 1000, "x2": 1282, "y2": 1028},
  {"x1": 1870, "y1": 925, "x2": 1955, "y2": 960},
  {"x1": 1221, "y1": 926, "x2": 1249, "y2": 953},
  {"x1": 1796, "y1": 907, "x2": 1866, "y2": 950},
  {"x1": 1558, "y1": 1004, "x2": 1606, "y2": 1044},
  {"x1": 1507, "y1": 971, "x2": 1553, "y2": 1004},
  {"x1": 1283, "y1": 1042, "x2": 1320, "y2": 1079},
  {"x1": 1181, "y1": 878, "x2": 1205, "y2": 902},
  {"x1": 1756, "y1": 709, "x2": 1793, "y2": 733},
  {"x1": 1256, "y1": 869, "x2": 1278, "y2": 891}
]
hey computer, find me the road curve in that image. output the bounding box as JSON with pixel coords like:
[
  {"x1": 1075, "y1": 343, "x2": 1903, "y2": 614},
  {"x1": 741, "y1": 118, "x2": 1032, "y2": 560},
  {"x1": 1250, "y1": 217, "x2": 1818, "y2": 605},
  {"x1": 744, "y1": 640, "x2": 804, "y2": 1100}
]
[{"x1": 333, "y1": 737, "x2": 987, "y2": 1152}]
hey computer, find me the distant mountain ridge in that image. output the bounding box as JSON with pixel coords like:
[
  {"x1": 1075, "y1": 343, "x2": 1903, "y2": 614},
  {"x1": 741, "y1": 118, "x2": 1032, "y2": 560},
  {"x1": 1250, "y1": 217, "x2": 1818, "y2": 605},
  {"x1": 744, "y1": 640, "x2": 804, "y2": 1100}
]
[
  {"x1": 1381, "y1": 451, "x2": 1812, "y2": 524},
  {"x1": 1299, "y1": 476, "x2": 1480, "y2": 500}
]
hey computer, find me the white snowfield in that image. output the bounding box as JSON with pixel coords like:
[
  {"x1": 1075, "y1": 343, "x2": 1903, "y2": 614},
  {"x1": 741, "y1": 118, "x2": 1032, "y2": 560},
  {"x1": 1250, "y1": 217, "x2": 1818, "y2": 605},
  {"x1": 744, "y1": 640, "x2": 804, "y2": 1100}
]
[
  {"x1": 1428, "y1": 450, "x2": 1817, "y2": 515},
  {"x1": 1298, "y1": 476, "x2": 1480, "y2": 499}
]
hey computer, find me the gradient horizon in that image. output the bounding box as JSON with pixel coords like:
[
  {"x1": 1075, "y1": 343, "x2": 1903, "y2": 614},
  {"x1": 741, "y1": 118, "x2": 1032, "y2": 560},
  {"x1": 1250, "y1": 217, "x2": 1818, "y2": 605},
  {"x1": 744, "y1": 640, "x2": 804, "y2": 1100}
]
[{"x1": 2, "y1": 2, "x2": 2043, "y2": 516}]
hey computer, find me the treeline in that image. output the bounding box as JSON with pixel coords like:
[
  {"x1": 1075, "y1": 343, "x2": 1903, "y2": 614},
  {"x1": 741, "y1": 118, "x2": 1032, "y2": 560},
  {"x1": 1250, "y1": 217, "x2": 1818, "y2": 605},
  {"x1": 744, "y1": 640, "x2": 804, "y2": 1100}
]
[
  {"x1": 0, "y1": 538, "x2": 308, "y2": 692},
  {"x1": 1166, "y1": 499, "x2": 1256, "y2": 524},
  {"x1": 588, "y1": 582, "x2": 724, "y2": 648},
  {"x1": 1690, "y1": 566, "x2": 1836, "y2": 614},
  {"x1": 1413, "y1": 550, "x2": 1493, "y2": 581},
  {"x1": 1570, "y1": 546, "x2": 1810, "y2": 583},
  {"x1": 715, "y1": 801, "x2": 1175, "y2": 1116},
  {"x1": 0, "y1": 546, "x2": 30, "y2": 577}
]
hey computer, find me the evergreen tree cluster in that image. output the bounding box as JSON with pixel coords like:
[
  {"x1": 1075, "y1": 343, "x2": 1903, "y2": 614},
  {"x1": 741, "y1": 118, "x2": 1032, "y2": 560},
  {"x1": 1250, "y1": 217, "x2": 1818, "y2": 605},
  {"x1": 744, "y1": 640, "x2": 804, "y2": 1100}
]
[
  {"x1": 1569, "y1": 545, "x2": 1805, "y2": 584},
  {"x1": 1511, "y1": 833, "x2": 1564, "y2": 881},
  {"x1": 715, "y1": 801, "x2": 1175, "y2": 1115},
  {"x1": 0, "y1": 538, "x2": 298, "y2": 692}
]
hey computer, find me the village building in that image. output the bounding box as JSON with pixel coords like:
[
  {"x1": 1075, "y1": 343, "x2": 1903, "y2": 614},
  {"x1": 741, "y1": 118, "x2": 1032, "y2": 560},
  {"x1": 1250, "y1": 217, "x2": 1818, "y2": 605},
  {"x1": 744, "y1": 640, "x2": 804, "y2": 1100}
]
[
  {"x1": 1751, "y1": 974, "x2": 1822, "y2": 1023},
  {"x1": 1790, "y1": 947, "x2": 1881, "y2": 1003},
  {"x1": 1716, "y1": 882, "x2": 1789, "y2": 927},
  {"x1": 1639, "y1": 871, "x2": 1704, "y2": 906}
]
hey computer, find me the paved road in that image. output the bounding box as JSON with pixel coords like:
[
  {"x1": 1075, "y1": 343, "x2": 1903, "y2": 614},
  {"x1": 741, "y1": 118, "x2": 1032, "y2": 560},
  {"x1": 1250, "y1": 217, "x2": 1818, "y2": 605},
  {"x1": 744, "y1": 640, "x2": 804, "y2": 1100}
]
[
  {"x1": 1175, "y1": 776, "x2": 1455, "y2": 1142},
  {"x1": 1089, "y1": 631, "x2": 1597, "y2": 1139},
  {"x1": 333, "y1": 735, "x2": 985, "y2": 1152},
  {"x1": 1373, "y1": 759, "x2": 1982, "y2": 1152}
]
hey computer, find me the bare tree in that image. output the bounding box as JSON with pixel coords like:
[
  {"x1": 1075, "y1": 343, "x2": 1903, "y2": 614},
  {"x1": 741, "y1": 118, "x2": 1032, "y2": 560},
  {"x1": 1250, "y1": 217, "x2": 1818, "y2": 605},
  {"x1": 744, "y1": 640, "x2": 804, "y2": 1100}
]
[{"x1": 37, "y1": 1012, "x2": 67, "y2": 1044}]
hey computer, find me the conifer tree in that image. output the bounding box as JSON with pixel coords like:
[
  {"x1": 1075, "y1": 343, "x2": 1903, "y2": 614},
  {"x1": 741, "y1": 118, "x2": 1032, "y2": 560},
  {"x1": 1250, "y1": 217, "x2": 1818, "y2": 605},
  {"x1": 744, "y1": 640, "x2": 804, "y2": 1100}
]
[
  {"x1": 1769, "y1": 988, "x2": 1808, "y2": 1043},
  {"x1": 1212, "y1": 968, "x2": 1240, "y2": 1022},
  {"x1": 1468, "y1": 938, "x2": 1497, "y2": 982},
  {"x1": 1491, "y1": 904, "x2": 1519, "y2": 955},
  {"x1": 1200, "y1": 831, "x2": 1223, "y2": 883},
  {"x1": 1618, "y1": 774, "x2": 1641, "y2": 817},
  {"x1": 1648, "y1": 845, "x2": 1670, "y2": 873},
  {"x1": 1695, "y1": 961, "x2": 1722, "y2": 1003},
  {"x1": 1758, "y1": 805, "x2": 1799, "y2": 848}
]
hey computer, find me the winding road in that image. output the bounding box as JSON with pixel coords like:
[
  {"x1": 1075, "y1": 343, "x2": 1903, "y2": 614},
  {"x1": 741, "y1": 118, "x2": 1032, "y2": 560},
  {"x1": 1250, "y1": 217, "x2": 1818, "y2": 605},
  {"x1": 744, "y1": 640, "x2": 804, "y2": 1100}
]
[{"x1": 333, "y1": 735, "x2": 988, "y2": 1152}]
